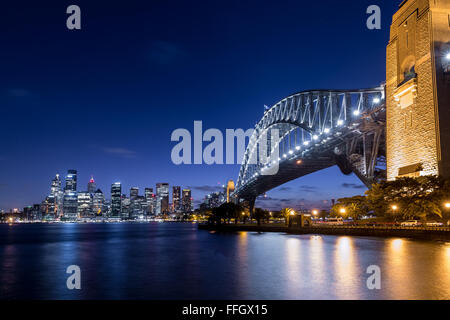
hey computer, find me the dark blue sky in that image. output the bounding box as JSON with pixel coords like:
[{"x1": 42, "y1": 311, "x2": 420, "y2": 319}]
[{"x1": 0, "y1": 0, "x2": 399, "y2": 210}]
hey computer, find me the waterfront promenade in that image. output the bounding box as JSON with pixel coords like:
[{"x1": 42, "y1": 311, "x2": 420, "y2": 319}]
[{"x1": 199, "y1": 223, "x2": 450, "y2": 241}]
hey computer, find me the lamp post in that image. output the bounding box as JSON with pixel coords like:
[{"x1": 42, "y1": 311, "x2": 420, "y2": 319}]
[{"x1": 444, "y1": 202, "x2": 450, "y2": 226}]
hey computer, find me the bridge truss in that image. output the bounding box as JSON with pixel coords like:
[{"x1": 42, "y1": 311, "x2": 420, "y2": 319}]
[{"x1": 234, "y1": 87, "x2": 386, "y2": 204}]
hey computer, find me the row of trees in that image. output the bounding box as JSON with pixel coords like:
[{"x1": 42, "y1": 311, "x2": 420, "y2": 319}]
[
  {"x1": 207, "y1": 204, "x2": 308, "y2": 226},
  {"x1": 331, "y1": 176, "x2": 450, "y2": 221}
]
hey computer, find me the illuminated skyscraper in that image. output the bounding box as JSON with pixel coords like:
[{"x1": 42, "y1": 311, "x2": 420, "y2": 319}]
[
  {"x1": 64, "y1": 170, "x2": 77, "y2": 191},
  {"x1": 182, "y1": 189, "x2": 192, "y2": 213},
  {"x1": 63, "y1": 192, "x2": 78, "y2": 220},
  {"x1": 87, "y1": 176, "x2": 96, "y2": 194},
  {"x1": 144, "y1": 188, "x2": 154, "y2": 215},
  {"x1": 172, "y1": 186, "x2": 181, "y2": 212},
  {"x1": 62, "y1": 170, "x2": 78, "y2": 220},
  {"x1": 156, "y1": 183, "x2": 169, "y2": 215},
  {"x1": 50, "y1": 174, "x2": 63, "y2": 216},
  {"x1": 92, "y1": 189, "x2": 105, "y2": 216},
  {"x1": 111, "y1": 182, "x2": 122, "y2": 218},
  {"x1": 77, "y1": 192, "x2": 93, "y2": 218}
]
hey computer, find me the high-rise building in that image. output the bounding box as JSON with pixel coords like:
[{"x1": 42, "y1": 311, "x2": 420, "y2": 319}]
[
  {"x1": 172, "y1": 186, "x2": 181, "y2": 212},
  {"x1": 87, "y1": 176, "x2": 96, "y2": 194},
  {"x1": 121, "y1": 194, "x2": 130, "y2": 219},
  {"x1": 144, "y1": 188, "x2": 155, "y2": 215},
  {"x1": 129, "y1": 187, "x2": 142, "y2": 219},
  {"x1": 111, "y1": 182, "x2": 122, "y2": 218},
  {"x1": 156, "y1": 183, "x2": 169, "y2": 215},
  {"x1": 77, "y1": 192, "x2": 92, "y2": 218},
  {"x1": 63, "y1": 192, "x2": 78, "y2": 220},
  {"x1": 63, "y1": 170, "x2": 78, "y2": 220},
  {"x1": 50, "y1": 174, "x2": 64, "y2": 216},
  {"x1": 92, "y1": 189, "x2": 105, "y2": 216},
  {"x1": 64, "y1": 170, "x2": 77, "y2": 191},
  {"x1": 182, "y1": 189, "x2": 192, "y2": 213}
]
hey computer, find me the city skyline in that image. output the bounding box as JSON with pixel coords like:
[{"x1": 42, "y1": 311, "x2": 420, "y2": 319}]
[{"x1": 0, "y1": 0, "x2": 398, "y2": 210}]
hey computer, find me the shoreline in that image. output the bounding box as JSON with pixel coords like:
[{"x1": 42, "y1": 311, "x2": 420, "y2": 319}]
[{"x1": 198, "y1": 223, "x2": 450, "y2": 241}]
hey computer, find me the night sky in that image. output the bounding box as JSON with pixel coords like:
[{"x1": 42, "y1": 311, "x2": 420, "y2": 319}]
[{"x1": 0, "y1": 0, "x2": 399, "y2": 211}]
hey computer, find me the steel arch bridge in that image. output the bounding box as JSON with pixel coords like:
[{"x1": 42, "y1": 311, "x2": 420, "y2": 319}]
[{"x1": 234, "y1": 87, "x2": 386, "y2": 206}]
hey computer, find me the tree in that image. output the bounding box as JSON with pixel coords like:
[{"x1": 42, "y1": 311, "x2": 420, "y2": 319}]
[
  {"x1": 331, "y1": 195, "x2": 369, "y2": 220},
  {"x1": 253, "y1": 208, "x2": 269, "y2": 226},
  {"x1": 211, "y1": 202, "x2": 242, "y2": 224},
  {"x1": 280, "y1": 208, "x2": 294, "y2": 226}
]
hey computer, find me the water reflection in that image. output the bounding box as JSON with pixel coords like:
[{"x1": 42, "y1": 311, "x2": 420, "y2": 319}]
[
  {"x1": 0, "y1": 224, "x2": 449, "y2": 299},
  {"x1": 334, "y1": 237, "x2": 360, "y2": 299}
]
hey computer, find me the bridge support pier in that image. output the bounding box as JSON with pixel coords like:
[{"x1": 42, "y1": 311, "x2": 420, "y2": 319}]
[{"x1": 249, "y1": 198, "x2": 255, "y2": 220}]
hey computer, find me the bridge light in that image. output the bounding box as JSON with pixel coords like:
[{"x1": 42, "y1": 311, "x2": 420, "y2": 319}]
[
  {"x1": 288, "y1": 150, "x2": 293, "y2": 155},
  {"x1": 295, "y1": 146, "x2": 301, "y2": 151},
  {"x1": 283, "y1": 154, "x2": 287, "y2": 158},
  {"x1": 337, "y1": 120, "x2": 344, "y2": 126},
  {"x1": 373, "y1": 97, "x2": 381, "y2": 104},
  {"x1": 313, "y1": 135, "x2": 319, "y2": 140},
  {"x1": 303, "y1": 141, "x2": 310, "y2": 146},
  {"x1": 446, "y1": 53, "x2": 450, "y2": 60},
  {"x1": 353, "y1": 110, "x2": 360, "y2": 116},
  {"x1": 324, "y1": 128, "x2": 330, "y2": 134}
]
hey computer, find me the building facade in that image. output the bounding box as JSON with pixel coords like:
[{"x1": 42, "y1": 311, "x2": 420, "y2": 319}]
[
  {"x1": 386, "y1": 0, "x2": 450, "y2": 180},
  {"x1": 111, "y1": 182, "x2": 122, "y2": 218},
  {"x1": 156, "y1": 183, "x2": 169, "y2": 215},
  {"x1": 172, "y1": 186, "x2": 181, "y2": 212}
]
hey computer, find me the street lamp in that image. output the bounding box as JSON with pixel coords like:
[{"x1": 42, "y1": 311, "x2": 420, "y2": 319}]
[
  {"x1": 444, "y1": 202, "x2": 450, "y2": 209},
  {"x1": 339, "y1": 208, "x2": 346, "y2": 214},
  {"x1": 312, "y1": 210, "x2": 318, "y2": 215},
  {"x1": 446, "y1": 53, "x2": 450, "y2": 60},
  {"x1": 391, "y1": 204, "x2": 398, "y2": 211},
  {"x1": 290, "y1": 210, "x2": 295, "y2": 216}
]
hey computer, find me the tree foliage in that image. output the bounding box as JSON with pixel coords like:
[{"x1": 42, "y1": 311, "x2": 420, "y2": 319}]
[{"x1": 331, "y1": 175, "x2": 450, "y2": 221}]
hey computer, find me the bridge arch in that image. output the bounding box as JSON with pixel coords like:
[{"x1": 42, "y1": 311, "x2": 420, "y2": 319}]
[{"x1": 235, "y1": 87, "x2": 386, "y2": 202}]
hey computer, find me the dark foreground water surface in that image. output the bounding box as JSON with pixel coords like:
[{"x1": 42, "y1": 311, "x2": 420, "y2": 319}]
[{"x1": 0, "y1": 223, "x2": 449, "y2": 299}]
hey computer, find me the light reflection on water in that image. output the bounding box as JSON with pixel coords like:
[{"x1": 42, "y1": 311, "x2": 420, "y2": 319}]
[{"x1": 0, "y1": 223, "x2": 449, "y2": 300}]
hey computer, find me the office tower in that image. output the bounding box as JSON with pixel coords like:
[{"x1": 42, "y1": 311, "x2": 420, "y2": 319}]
[
  {"x1": 156, "y1": 183, "x2": 169, "y2": 215},
  {"x1": 144, "y1": 188, "x2": 154, "y2": 215},
  {"x1": 111, "y1": 182, "x2": 122, "y2": 218},
  {"x1": 172, "y1": 186, "x2": 181, "y2": 212},
  {"x1": 145, "y1": 188, "x2": 156, "y2": 215},
  {"x1": 92, "y1": 189, "x2": 105, "y2": 216},
  {"x1": 121, "y1": 194, "x2": 130, "y2": 219},
  {"x1": 44, "y1": 195, "x2": 57, "y2": 219},
  {"x1": 63, "y1": 191, "x2": 78, "y2": 220},
  {"x1": 87, "y1": 176, "x2": 96, "y2": 194},
  {"x1": 130, "y1": 187, "x2": 141, "y2": 219},
  {"x1": 64, "y1": 170, "x2": 77, "y2": 191},
  {"x1": 32, "y1": 204, "x2": 41, "y2": 221},
  {"x1": 182, "y1": 189, "x2": 192, "y2": 213},
  {"x1": 77, "y1": 192, "x2": 92, "y2": 218},
  {"x1": 50, "y1": 174, "x2": 64, "y2": 216}
]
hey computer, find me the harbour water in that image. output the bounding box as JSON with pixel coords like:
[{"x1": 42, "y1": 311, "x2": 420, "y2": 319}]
[{"x1": 0, "y1": 223, "x2": 449, "y2": 299}]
